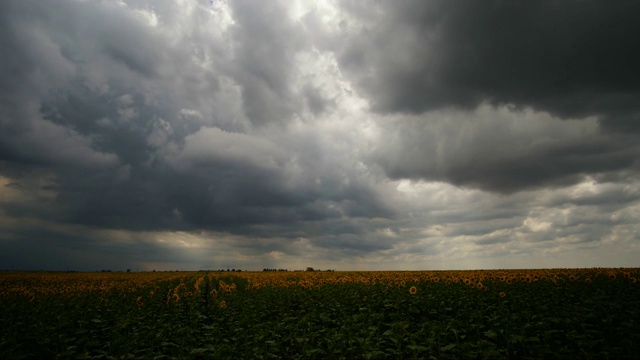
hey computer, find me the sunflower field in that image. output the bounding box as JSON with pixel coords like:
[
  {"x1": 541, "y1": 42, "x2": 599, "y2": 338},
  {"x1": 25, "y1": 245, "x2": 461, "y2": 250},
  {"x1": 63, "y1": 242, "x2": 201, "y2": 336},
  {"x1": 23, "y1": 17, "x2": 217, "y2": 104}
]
[{"x1": 1, "y1": 268, "x2": 639, "y2": 359}]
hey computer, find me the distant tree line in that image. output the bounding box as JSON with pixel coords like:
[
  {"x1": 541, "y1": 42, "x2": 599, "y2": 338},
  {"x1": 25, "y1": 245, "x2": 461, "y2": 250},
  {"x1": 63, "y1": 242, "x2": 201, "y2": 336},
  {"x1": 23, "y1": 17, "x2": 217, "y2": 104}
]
[
  {"x1": 262, "y1": 268, "x2": 336, "y2": 272},
  {"x1": 198, "y1": 269, "x2": 243, "y2": 272}
]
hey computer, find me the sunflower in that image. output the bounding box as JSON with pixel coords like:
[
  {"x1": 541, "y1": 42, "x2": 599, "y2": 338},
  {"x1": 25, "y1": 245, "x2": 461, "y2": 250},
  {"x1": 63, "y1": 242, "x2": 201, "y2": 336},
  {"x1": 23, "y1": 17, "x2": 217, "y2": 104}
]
[
  {"x1": 499, "y1": 292, "x2": 506, "y2": 298},
  {"x1": 409, "y1": 286, "x2": 417, "y2": 295}
]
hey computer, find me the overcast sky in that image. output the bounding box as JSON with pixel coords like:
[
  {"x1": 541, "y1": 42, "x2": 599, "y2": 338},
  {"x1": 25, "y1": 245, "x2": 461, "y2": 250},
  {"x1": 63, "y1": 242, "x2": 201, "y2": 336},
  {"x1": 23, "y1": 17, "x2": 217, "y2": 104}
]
[{"x1": 1, "y1": 0, "x2": 639, "y2": 271}]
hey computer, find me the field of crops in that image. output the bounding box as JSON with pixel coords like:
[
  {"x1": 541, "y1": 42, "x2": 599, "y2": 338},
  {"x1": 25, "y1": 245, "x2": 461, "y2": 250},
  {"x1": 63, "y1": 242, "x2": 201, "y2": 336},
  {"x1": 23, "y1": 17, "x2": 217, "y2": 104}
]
[{"x1": 1, "y1": 268, "x2": 639, "y2": 359}]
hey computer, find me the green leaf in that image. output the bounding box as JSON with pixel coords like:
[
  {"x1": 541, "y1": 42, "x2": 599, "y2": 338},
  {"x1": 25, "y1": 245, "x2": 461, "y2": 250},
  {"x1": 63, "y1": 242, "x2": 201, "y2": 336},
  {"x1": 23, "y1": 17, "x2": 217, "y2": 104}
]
[
  {"x1": 484, "y1": 330, "x2": 498, "y2": 339},
  {"x1": 407, "y1": 345, "x2": 429, "y2": 351},
  {"x1": 190, "y1": 348, "x2": 213, "y2": 355},
  {"x1": 441, "y1": 343, "x2": 457, "y2": 352}
]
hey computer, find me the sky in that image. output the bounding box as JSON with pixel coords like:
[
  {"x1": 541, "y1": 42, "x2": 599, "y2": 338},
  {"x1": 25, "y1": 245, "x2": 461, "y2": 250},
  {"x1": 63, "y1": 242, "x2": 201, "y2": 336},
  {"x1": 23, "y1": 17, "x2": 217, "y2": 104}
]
[{"x1": 1, "y1": 0, "x2": 640, "y2": 271}]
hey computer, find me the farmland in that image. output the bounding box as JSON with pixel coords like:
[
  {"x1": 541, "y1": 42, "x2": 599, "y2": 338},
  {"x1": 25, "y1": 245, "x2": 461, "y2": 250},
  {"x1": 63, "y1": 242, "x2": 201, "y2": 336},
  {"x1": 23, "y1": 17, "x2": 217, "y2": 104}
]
[{"x1": 1, "y1": 269, "x2": 639, "y2": 359}]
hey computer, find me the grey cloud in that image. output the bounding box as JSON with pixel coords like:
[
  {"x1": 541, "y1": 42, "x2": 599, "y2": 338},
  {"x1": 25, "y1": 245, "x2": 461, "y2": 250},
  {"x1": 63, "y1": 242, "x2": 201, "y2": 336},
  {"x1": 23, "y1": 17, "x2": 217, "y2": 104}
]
[
  {"x1": 303, "y1": 84, "x2": 333, "y2": 115},
  {"x1": 227, "y1": 0, "x2": 307, "y2": 126},
  {"x1": 335, "y1": 0, "x2": 640, "y2": 193},
  {"x1": 372, "y1": 106, "x2": 640, "y2": 193},
  {"x1": 0, "y1": 222, "x2": 198, "y2": 271},
  {"x1": 1, "y1": 0, "x2": 639, "y2": 271},
  {"x1": 0, "y1": 0, "x2": 393, "y2": 237},
  {"x1": 312, "y1": 233, "x2": 392, "y2": 255},
  {"x1": 337, "y1": 0, "x2": 640, "y2": 129},
  {"x1": 392, "y1": 177, "x2": 640, "y2": 248},
  {"x1": 166, "y1": 127, "x2": 289, "y2": 173}
]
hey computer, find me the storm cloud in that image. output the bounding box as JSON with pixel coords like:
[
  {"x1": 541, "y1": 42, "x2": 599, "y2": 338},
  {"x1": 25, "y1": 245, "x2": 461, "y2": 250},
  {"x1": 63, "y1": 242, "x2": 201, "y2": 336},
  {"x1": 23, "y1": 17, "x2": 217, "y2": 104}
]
[
  {"x1": 337, "y1": 0, "x2": 640, "y2": 120},
  {"x1": 333, "y1": 0, "x2": 640, "y2": 192},
  {"x1": 0, "y1": 0, "x2": 639, "y2": 271}
]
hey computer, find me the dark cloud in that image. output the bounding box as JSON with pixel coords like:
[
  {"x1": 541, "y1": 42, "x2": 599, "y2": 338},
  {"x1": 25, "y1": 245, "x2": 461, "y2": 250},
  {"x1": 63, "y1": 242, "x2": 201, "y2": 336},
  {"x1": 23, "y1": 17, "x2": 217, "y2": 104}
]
[
  {"x1": 330, "y1": 0, "x2": 640, "y2": 193},
  {"x1": 0, "y1": 0, "x2": 393, "y2": 237},
  {"x1": 338, "y1": 0, "x2": 640, "y2": 127},
  {"x1": 371, "y1": 107, "x2": 640, "y2": 193}
]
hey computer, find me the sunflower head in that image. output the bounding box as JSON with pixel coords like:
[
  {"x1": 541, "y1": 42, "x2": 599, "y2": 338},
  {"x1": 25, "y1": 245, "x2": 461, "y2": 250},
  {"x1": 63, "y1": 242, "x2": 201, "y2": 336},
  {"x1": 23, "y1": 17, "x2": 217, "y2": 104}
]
[{"x1": 409, "y1": 286, "x2": 417, "y2": 295}]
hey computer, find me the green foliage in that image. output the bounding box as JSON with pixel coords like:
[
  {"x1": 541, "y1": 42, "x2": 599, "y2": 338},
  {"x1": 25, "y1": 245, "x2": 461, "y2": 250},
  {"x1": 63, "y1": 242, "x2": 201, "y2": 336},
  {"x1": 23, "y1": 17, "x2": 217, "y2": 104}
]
[{"x1": 0, "y1": 270, "x2": 639, "y2": 359}]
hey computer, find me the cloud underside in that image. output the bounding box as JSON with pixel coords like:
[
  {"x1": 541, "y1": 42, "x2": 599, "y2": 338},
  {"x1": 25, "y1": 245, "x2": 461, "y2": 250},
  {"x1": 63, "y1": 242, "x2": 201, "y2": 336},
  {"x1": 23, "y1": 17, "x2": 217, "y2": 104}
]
[{"x1": 0, "y1": 0, "x2": 639, "y2": 270}]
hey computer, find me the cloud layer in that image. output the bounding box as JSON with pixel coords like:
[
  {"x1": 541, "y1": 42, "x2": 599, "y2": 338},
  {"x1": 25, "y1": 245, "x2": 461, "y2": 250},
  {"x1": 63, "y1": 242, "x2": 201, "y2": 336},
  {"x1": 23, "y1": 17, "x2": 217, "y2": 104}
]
[{"x1": 1, "y1": 0, "x2": 639, "y2": 271}]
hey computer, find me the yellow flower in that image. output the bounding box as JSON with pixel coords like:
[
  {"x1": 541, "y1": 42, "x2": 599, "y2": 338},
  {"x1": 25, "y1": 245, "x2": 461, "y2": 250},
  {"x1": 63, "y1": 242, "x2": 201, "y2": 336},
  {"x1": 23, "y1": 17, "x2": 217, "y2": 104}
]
[
  {"x1": 218, "y1": 300, "x2": 227, "y2": 308},
  {"x1": 409, "y1": 286, "x2": 417, "y2": 295},
  {"x1": 499, "y1": 292, "x2": 506, "y2": 298}
]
